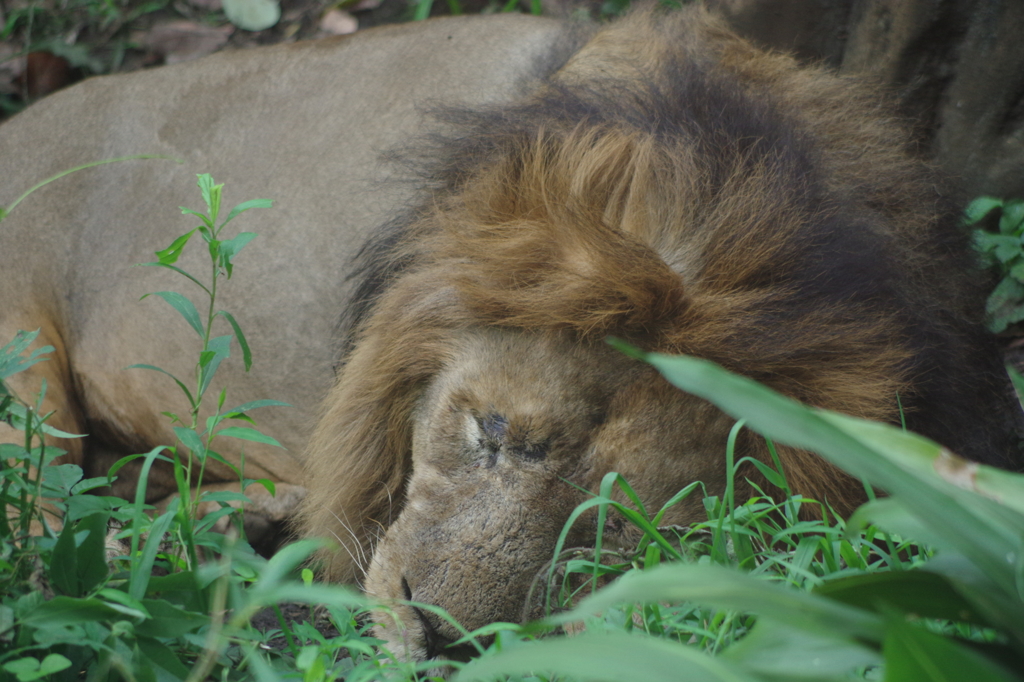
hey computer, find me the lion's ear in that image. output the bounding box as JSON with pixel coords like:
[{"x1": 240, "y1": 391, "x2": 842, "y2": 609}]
[
  {"x1": 298, "y1": 273, "x2": 456, "y2": 583},
  {"x1": 431, "y1": 129, "x2": 689, "y2": 338}
]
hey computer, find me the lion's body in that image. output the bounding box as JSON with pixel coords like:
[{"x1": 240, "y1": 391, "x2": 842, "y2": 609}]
[
  {"x1": 0, "y1": 14, "x2": 563, "y2": 527},
  {"x1": 1, "y1": 6, "x2": 1019, "y2": 666}
]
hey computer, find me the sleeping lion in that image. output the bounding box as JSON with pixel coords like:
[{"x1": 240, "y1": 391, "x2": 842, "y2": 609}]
[{"x1": 0, "y1": 3, "x2": 1018, "y2": 669}]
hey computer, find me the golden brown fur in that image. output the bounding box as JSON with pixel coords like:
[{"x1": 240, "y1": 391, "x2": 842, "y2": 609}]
[{"x1": 298, "y1": 6, "x2": 1019, "y2": 664}]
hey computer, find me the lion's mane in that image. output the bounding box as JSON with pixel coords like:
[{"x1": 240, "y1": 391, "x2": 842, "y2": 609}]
[{"x1": 299, "y1": 8, "x2": 1017, "y2": 583}]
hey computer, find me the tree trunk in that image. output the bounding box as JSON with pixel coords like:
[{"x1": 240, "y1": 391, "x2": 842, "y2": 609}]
[{"x1": 712, "y1": 0, "x2": 1024, "y2": 200}]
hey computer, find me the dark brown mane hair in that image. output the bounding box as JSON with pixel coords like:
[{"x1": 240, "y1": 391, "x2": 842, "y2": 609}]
[{"x1": 301, "y1": 6, "x2": 1018, "y2": 582}]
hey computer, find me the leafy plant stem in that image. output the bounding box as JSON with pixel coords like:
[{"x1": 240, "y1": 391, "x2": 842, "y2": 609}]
[
  {"x1": 184, "y1": 555, "x2": 231, "y2": 682},
  {"x1": 0, "y1": 155, "x2": 179, "y2": 222}
]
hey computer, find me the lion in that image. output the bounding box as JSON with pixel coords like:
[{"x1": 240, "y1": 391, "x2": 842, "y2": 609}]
[
  {"x1": 295, "y1": 5, "x2": 1022, "y2": 666},
  {"x1": 0, "y1": 3, "x2": 1018, "y2": 669}
]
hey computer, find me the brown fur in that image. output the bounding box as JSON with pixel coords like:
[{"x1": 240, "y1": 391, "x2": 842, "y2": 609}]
[{"x1": 298, "y1": 6, "x2": 1018, "y2": 665}]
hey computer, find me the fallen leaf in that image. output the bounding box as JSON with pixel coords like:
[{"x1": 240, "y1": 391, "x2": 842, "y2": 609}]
[
  {"x1": 20, "y1": 52, "x2": 72, "y2": 98},
  {"x1": 142, "y1": 22, "x2": 234, "y2": 65},
  {"x1": 319, "y1": 9, "x2": 358, "y2": 36},
  {"x1": 350, "y1": 0, "x2": 383, "y2": 11},
  {"x1": 186, "y1": 0, "x2": 223, "y2": 10}
]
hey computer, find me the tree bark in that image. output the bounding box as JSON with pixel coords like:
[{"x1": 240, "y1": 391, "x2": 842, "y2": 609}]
[{"x1": 711, "y1": 0, "x2": 1024, "y2": 200}]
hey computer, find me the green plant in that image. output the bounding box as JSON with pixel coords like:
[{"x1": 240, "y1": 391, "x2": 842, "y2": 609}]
[
  {"x1": 0, "y1": 155, "x2": 176, "y2": 225},
  {"x1": 966, "y1": 196, "x2": 1024, "y2": 333},
  {"x1": 0, "y1": 173, "x2": 373, "y2": 681},
  {"x1": 452, "y1": 343, "x2": 1024, "y2": 682},
  {"x1": 128, "y1": 173, "x2": 287, "y2": 567}
]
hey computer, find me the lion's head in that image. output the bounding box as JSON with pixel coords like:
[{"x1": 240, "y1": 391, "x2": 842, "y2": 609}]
[
  {"x1": 362, "y1": 328, "x2": 739, "y2": 659},
  {"x1": 298, "y1": 6, "x2": 1017, "y2": 666}
]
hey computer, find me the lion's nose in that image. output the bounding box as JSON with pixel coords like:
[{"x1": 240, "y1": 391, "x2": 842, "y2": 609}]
[
  {"x1": 402, "y1": 577, "x2": 487, "y2": 662},
  {"x1": 411, "y1": 605, "x2": 456, "y2": 660},
  {"x1": 402, "y1": 577, "x2": 457, "y2": 659}
]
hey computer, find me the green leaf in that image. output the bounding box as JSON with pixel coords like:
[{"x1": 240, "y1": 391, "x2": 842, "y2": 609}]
[
  {"x1": 217, "y1": 231, "x2": 258, "y2": 278},
  {"x1": 205, "y1": 449, "x2": 241, "y2": 476},
  {"x1": 217, "y1": 310, "x2": 252, "y2": 370},
  {"x1": 922, "y1": 552, "x2": 1024, "y2": 658},
  {"x1": 136, "y1": 635, "x2": 193, "y2": 678},
  {"x1": 2, "y1": 654, "x2": 72, "y2": 682},
  {"x1": 42, "y1": 462, "x2": 85, "y2": 497},
  {"x1": 77, "y1": 511, "x2": 112, "y2": 595},
  {"x1": 747, "y1": 457, "x2": 788, "y2": 490},
  {"x1": 50, "y1": 518, "x2": 80, "y2": 596},
  {"x1": 216, "y1": 426, "x2": 283, "y2": 448},
  {"x1": 987, "y1": 276, "x2": 1024, "y2": 312},
  {"x1": 224, "y1": 198, "x2": 272, "y2": 226},
  {"x1": 173, "y1": 426, "x2": 206, "y2": 459},
  {"x1": 964, "y1": 196, "x2": 1004, "y2": 225},
  {"x1": 247, "y1": 539, "x2": 327, "y2": 599},
  {"x1": 199, "y1": 490, "x2": 249, "y2": 504},
  {"x1": 882, "y1": 615, "x2": 1020, "y2": 682},
  {"x1": 141, "y1": 291, "x2": 203, "y2": 337},
  {"x1": 2, "y1": 403, "x2": 81, "y2": 439},
  {"x1": 135, "y1": 261, "x2": 211, "y2": 295},
  {"x1": 207, "y1": 237, "x2": 222, "y2": 272},
  {"x1": 848, "y1": 498, "x2": 950, "y2": 553},
  {"x1": 552, "y1": 563, "x2": 882, "y2": 641},
  {"x1": 197, "y1": 173, "x2": 222, "y2": 222},
  {"x1": 135, "y1": 599, "x2": 207, "y2": 638},
  {"x1": 814, "y1": 570, "x2": 985, "y2": 624},
  {"x1": 125, "y1": 364, "x2": 196, "y2": 409},
  {"x1": 722, "y1": 618, "x2": 881, "y2": 680},
  {"x1": 999, "y1": 199, "x2": 1024, "y2": 234},
  {"x1": 0, "y1": 329, "x2": 53, "y2": 380},
  {"x1": 129, "y1": 508, "x2": 177, "y2": 600},
  {"x1": 198, "y1": 335, "x2": 231, "y2": 398},
  {"x1": 222, "y1": 0, "x2": 281, "y2": 31},
  {"x1": 986, "y1": 275, "x2": 1024, "y2": 332},
  {"x1": 243, "y1": 584, "x2": 369, "y2": 613},
  {"x1": 19, "y1": 596, "x2": 128, "y2": 626},
  {"x1": 106, "y1": 448, "x2": 174, "y2": 481},
  {"x1": 246, "y1": 477, "x2": 276, "y2": 497},
  {"x1": 42, "y1": 657, "x2": 75, "y2": 681},
  {"x1": 0, "y1": 328, "x2": 39, "y2": 360},
  {"x1": 146, "y1": 571, "x2": 205, "y2": 612},
  {"x1": 2, "y1": 155, "x2": 180, "y2": 219},
  {"x1": 153, "y1": 228, "x2": 197, "y2": 265},
  {"x1": 65, "y1": 494, "x2": 117, "y2": 522},
  {"x1": 227, "y1": 398, "x2": 291, "y2": 414},
  {"x1": 97, "y1": 587, "x2": 151, "y2": 620},
  {"x1": 413, "y1": 0, "x2": 433, "y2": 20},
  {"x1": 455, "y1": 631, "x2": 758, "y2": 682},
  {"x1": 973, "y1": 232, "x2": 1021, "y2": 262},
  {"x1": 1008, "y1": 258, "x2": 1024, "y2": 282},
  {"x1": 2, "y1": 402, "x2": 82, "y2": 438}
]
